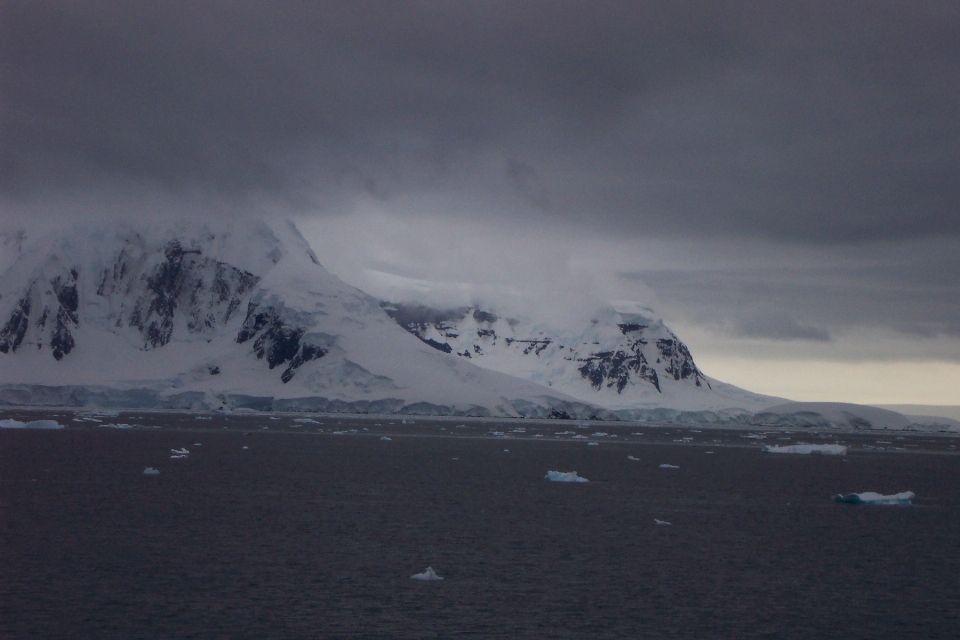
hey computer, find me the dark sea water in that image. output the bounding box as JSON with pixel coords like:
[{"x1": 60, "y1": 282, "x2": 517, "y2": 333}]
[{"x1": 2, "y1": 412, "x2": 958, "y2": 639}]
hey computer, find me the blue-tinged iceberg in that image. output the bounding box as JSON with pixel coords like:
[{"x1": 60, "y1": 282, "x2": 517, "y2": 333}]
[{"x1": 834, "y1": 491, "x2": 914, "y2": 505}]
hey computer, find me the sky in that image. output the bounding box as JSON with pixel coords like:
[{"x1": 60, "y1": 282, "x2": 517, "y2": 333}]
[{"x1": 2, "y1": 1, "x2": 960, "y2": 405}]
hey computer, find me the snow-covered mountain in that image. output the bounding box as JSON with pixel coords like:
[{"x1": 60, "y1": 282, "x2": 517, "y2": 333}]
[
  {"x1": 382, "y1": 302, "x2": 776, "y2": 412},
  {"x1": 0, "y1": 219, "x2": 601, "y2": 416},
  {"x1": 0, "y1": 217, "x2": 776, "y2": 417}
]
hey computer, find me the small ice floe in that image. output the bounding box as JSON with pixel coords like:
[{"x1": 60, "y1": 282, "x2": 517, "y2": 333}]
[
  {"x1": 659, "y1": 464, "x2": 679, "y2": 469},
  {"x1": 654, "y1": 519, "x2": 671, "y2": 525},
  {"x1": 834, "y1": 491, "x2": 915, "y2": 505},
  {"x1": 142, "y1": 467, "x2": 160, "y2": 475},
  {"x1": 380, "y1": 436, "x2": 392, "y2": 441},
  {"x1": 592, "y1": 432, "x2": 608, "y2": 437},
  {"x1": 194, "y1": 416, "x2": 212, "y2": 420},
  {"x1": 170, "y1": 454, "x2": 188, "y2": 459},
  {"x1": 99, "y1": 423, "x2": 135, "y2": 429},
  {"x1": 242, "y1": 446, "x2": 249, "y2": 450},
  {"x1": 170, "y1": 448, "x2": 189, "y2": 455},
  {"x1": 704, "y1": 451, "x2": 714, "y2": 454},
  {"x1": 555, "y1": 431, "x2": 575, "y2": 435},
  {"x1": 764, "y1": 444, "x2": 847, "y2": 455},
  {"x1": 545, "y1": 470, "x2": 588, "y2": 483},
  {"x1": 193, "y1": 443, "x2": 201, "y2": 446},
  {"x1": 411, "y1": 567, "x2": 443, "y2": 581},
  {"x1": 0, "y1": 419, "x2": 64, "y2": 430},
  {"x1": 294, "y1": 418, "x2": 318, "y2": 424},
  {"x1": 503, "y1": 449, "x2": 509, "y2": 452},
  {"x1": 587, "y1": 442, "x2": 599, "y2": 446},
  {"x1": 627, "y1": 455, "x2": 640, "y2": 461},
  {"x1": 572, "y1": 435, "x2": 587, "y2": 440},
  {"x1": 742, "y1": 434, "x2": 767, "y2": 440}
]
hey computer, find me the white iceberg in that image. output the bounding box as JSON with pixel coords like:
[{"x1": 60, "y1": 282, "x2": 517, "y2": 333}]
[
  {"x1": 170, "y1": 448, "x2": 189, "y2": 455},
  {"x1": 834, "y1": 491, "x2": 914, "y2": 505},
  {"x1": 627, "y1": 455, "x2": 640, "y2": 461},
  {"x1": 380, "y1": 436, "x2": 392, "y2": 441},
  {"x1": 654, "y1": 519, "x2": 671, "y2": 525},
  {"x1": 545, "y1": 470, "x2": 589, "y2": 483},
  {"x1": 142, "y1": 467, "x2": 160, "y2": 475},
  {"x1": 587, "y1": 442, "x2": 599, "y2": 446},
  {"x1": 659, "y1": 464, "x2": 679, "y2": 469},
  {"x1": 294, "y1": 418, "x2": 318, "y2": 424},
  {"x1": 764, "y1": 444, "x2": 847, "y2": 455},
  {"x1": 0, "y1": 419, "x2": 64, "y2": 429},
  {"x1": 411, "y1": 567, "x2": 443, "y2": 581}
]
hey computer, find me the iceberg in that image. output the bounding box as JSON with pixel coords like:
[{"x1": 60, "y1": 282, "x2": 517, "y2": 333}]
[
  {"x1": 627, "y1": 455, "x2": 640, "y2": 461},
  {"x1": 764, "y1": 444, "x2": 847, "y2": 455},
  {"x1": 380, "y1": 436, "x2": 392, "y2": 441},
  {"x1": 0, "y1": 419, "x2": 64, "y2": 429},
  {"x1": 411, "y1": 567, "x2": 443, "y2": 581},
  {"x1": 142, "y1": 467, "x2": 160, "y2": 475},
  {"x1": 545, "y1": 470, "x2": 589, "y2": 483},
  {"x1": 659, "y1": 464, "x2": 679, "y2": 469},
  {"x1": 834, "y1": 491, "x2": 914, "y2": 505},
  {"x1": 170, "y1": 448, "x2": 189, "y2": 455},
  {"x1": 654, "y1": 519, "x2": 671, "y2": 525}
]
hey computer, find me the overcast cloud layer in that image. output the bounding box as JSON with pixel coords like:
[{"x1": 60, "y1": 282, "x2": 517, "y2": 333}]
[{"x1": 3, "y1": 1, "x2": 960, "y2": 402}]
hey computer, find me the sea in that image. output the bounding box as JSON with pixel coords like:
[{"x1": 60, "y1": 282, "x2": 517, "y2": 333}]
[{"x1": 2, "y1": 411, "x2": 958, "y2": 639}]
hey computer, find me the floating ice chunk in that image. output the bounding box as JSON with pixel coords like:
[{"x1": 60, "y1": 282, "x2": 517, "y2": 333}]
[
  {"x1": 592, "y1": 432, "x2": 608, "y2": 437},
  {"x1": 170, "y1": 454, "x2": 187, "y2": 459},
  {"x1": 545, "y1": 470, "x2": 589, "y2": 483},
  {"x1": 555, "y1": 431, "x2": 575, "y2": 435},
  {"x1": 0, "y1": 419, "x2": 64, "y2": 429},
  {"x1": 194, "y1": 443, "x2": 201, "y2": 446},
  {"x1": 380, "y1": 436, "x2": 392, "y2": 441},
  {"x1": 742, "y1": 434, "x2": 766, "y2": 440},
  {"x1": 704, "y1": 451, "x2": 714, "y2": 454},
  {"x1": 294, "y1": 418, "x2": 318, "y2": 424},
  {"x1": 99, "y1": 423, "x2": 134, "y2": 429},
  {"x1": 654, "y1": 519, "x2": 671, "y2": 525},
  {"x1": 242, "y1": 446, "x2": 249, "y2": 450},
  {"x1": 627, "y1": 455, "x2": 640, "y2": 461},
  {"x1": 764, "y1": 444, "x2": 847, "y2": 455},
  {"x1": 659, "y1": 464, "x2": 679, "y2": 469},
  {"x1": 411, "y1": 567, "x2": 443, "y2": 581},
  {"x1": 834, "y1": 491, "x2": 915, "y2": 505},
  {"x1": 171, "y1": 448, "x2": 189, "y2": 455},
  {"x1": 572, "y1": 435, "x2": 587, "y2": 439},
  {"x1": 194, "y1": 416, "x2": 212, "y2": 420},
  {"x1": 587, "y1": 442, "x2": 599, "y2": 446},
  {"x1": 142, "y1": 467, "x2": 160, "y2": 475}
]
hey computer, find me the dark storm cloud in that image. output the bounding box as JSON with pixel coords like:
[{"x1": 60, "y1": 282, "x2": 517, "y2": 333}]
[
  {"x1": 624, "y1": 240, "x2": 960, "y2": 344},
  {"x1": 4, "y1": 1, "x2": 960, "y2": 242}
]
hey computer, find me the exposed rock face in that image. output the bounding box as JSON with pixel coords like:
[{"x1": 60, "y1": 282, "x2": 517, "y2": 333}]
[
  {"x1": 236, "y1": 303, "x2": 328, "y2": 383},
  {"x1": 382, "y1": 302, "x2": 710, "y2": 407},
  {"x1": 0, "y1": 267, "x2": 80, "y2": 360},
  {"x1": 98, "y1": 239, "x2": 260, "y2": 349}
]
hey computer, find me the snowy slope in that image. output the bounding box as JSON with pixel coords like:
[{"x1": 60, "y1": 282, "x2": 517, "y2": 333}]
[
  {"x1": 382, "y1": 302, "x2": 779, "y2": 412},
  {"x1": 0, "y1": 218, "x2": 596, "y2": 416}
]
